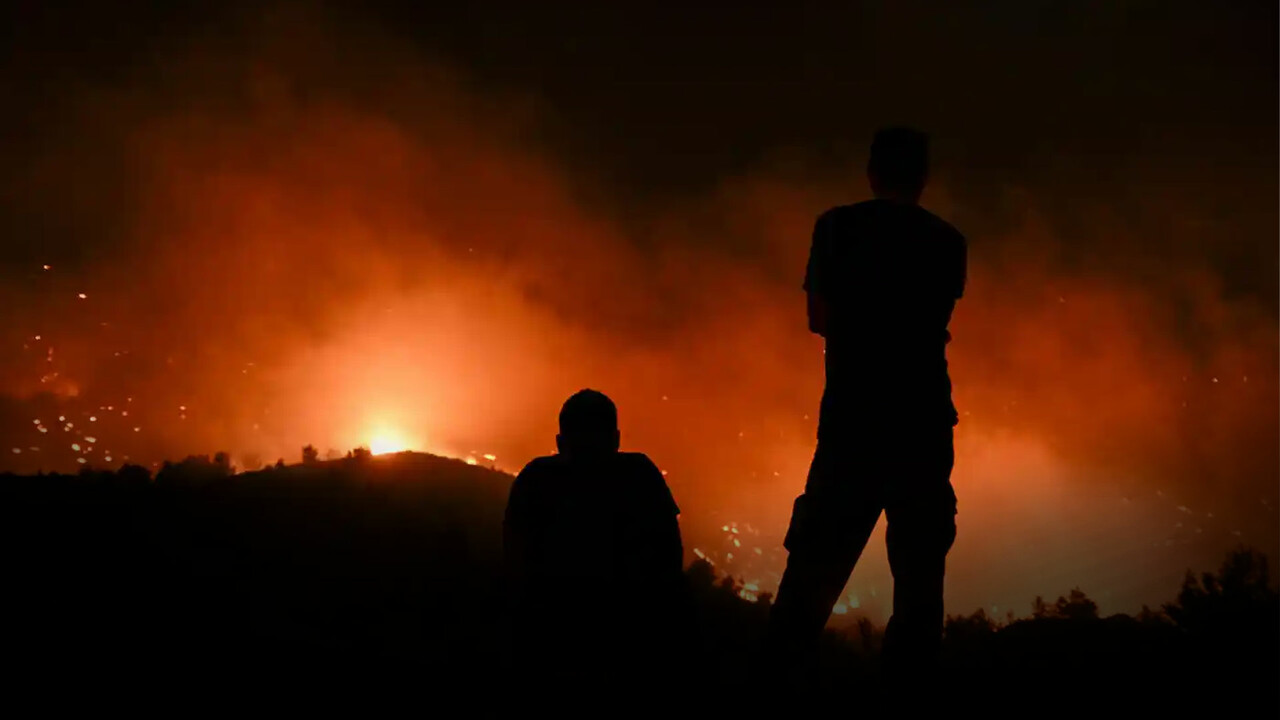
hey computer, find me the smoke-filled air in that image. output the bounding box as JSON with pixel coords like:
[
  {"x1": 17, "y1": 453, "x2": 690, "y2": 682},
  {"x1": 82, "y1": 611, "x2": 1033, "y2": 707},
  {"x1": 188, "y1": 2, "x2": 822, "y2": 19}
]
[{"x1": 1, "y1": 6, "x2": 1275, "y2": 624}]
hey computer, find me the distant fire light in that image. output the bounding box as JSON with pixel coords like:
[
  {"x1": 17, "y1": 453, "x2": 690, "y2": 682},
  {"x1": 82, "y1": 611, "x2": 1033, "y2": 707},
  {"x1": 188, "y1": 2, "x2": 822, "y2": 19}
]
[{"x1": 368, "y1": 426, "x2": 413, "y2": 455}]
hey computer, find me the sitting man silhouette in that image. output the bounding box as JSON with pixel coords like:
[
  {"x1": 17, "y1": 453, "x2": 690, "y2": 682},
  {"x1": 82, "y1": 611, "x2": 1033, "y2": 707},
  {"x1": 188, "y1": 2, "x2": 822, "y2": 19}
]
[
  {"x1": 503, "y1": 389, "x2": 687, "y2": 692},
  {"x1": 767, "y1": 126, "x2": 967, "y2": 697}
]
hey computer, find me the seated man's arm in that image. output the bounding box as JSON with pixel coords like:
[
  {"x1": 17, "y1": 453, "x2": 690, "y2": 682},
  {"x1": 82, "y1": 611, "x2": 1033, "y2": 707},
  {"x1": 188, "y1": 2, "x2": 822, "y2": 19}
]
[
  {"x1": 502, "y1": 467, "x2": 536, "y2": 591},
  {"x1": 632, "y1": 457, "x2": 685, "y2": 582}
]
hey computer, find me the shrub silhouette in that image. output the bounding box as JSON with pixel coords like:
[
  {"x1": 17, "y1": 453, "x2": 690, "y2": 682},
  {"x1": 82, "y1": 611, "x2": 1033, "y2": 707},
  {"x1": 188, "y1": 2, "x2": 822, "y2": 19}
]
[{"x1": 0, "y1": 454, "x2": 1273, "y2": 713}]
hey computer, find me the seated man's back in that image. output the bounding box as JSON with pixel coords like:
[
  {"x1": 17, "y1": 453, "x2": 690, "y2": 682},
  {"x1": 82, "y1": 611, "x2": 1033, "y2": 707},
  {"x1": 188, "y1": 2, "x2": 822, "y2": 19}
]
[{"x1": 503, "y1": 391, "x2": 685, "y2": 680}]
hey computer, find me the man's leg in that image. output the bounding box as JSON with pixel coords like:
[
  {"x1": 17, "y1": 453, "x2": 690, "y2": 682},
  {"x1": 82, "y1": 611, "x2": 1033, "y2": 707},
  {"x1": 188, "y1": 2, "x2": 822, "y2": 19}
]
[
  {"x1": 881, "y1": 428, "x2": 957, "y2": 685},
  {"x1": 767, "y1": 445, "x2": 882, "y2": 682},
  {"x1": 768, "y1": 543, "x2": 860, "y2": 669}
]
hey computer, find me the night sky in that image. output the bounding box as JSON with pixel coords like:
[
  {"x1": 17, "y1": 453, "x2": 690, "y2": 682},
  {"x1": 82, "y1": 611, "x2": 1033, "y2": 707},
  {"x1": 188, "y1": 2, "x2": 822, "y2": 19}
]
[{"x1": 1, "y1": 1, "x2": 1276, "y2": 620}]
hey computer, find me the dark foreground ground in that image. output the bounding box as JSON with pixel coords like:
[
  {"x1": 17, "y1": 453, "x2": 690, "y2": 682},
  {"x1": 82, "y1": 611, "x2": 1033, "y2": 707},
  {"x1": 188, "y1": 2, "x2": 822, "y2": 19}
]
[{"x1": 1, "y1": 452, "x2": 1275, "y2": 714}]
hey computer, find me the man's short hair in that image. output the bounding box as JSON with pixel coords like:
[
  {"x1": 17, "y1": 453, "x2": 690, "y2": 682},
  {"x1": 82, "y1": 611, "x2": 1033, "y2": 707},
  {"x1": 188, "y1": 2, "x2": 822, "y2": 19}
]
[
  {"x1": 559, "y1": 389, "x2": 618, "y2": 436},
  {"x1": 868, "y1": 126, "x2": 929, "y2": 193}
]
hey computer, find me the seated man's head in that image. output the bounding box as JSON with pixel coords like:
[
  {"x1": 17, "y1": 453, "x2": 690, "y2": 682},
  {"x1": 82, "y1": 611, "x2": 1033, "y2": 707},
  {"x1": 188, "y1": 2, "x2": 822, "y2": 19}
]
[
  {"x1": 556, "y1": 389, "x2": 621, "y2": 457},
  {"x1": 867, "y1": 126, "x2": 929, "y2": 202}
]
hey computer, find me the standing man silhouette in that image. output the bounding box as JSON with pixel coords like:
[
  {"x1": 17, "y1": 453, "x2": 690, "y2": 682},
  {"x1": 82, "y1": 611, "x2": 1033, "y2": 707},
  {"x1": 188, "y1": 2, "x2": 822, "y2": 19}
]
[{"x1": 768, "y1": 127, "x2": 966, "y2": 690}]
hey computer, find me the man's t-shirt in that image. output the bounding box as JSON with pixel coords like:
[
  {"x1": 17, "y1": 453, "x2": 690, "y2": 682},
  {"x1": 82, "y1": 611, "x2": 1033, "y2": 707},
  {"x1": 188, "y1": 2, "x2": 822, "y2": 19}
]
[{"x1": 803, "y1": 199, "x2": 966, "y2": 437}]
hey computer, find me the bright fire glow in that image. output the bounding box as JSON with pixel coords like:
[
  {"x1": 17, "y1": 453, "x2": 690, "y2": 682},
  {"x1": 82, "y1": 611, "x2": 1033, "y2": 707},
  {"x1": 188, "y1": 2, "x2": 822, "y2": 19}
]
[{"x1": 367, "y1": 427, "x2": 413, "y2": 455}]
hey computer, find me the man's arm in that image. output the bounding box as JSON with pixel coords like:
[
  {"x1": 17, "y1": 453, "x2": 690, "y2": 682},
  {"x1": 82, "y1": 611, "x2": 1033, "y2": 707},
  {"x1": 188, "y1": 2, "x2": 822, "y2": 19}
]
[
  {"x1": 803, "y1": 211, "x2": 834, "y2": 337},
  {"x1": 807, "y1": 292, "x2": 830, "y2": 337}
]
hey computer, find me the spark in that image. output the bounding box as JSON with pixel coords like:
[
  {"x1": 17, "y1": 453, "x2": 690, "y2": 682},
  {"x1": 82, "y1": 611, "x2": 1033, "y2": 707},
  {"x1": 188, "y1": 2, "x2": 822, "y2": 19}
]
[
  {"x1": 832, "y1": 603, "x2": 848, "y2": 615},
  {"x1": 465, "y1": 456, "x2": 478, "y2": 465},
  {"x1": 71, "y1": 443, "x2": 80, "y2": 451},
  {"x1": 77, "y1": 458, "x2": 86, "y2": 464},
  {"x1": 483, "y1": 453, "x2": 497, "y2": 462},
  {"x1": 84, "y1": 436, "x2": 96, "y2": 443},
  {"x1": 89, "y1": 416, "x2": 96, "y2": 422},
  {"x1": 42, "y1": 264, "x2": 50, "y2": 270},
  {"x1": 11, "y1": 448, "x2": 20, "y2": 454},
  {"x1": 77, "y1": 293, "x2": 86, "y2": 299}
]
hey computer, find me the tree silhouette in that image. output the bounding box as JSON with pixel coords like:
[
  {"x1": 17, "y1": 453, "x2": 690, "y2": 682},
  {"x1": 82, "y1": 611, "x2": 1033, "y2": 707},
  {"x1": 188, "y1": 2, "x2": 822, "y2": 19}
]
[
  {"x1": 1032, "y1": 587, "x2": 1098, "y2": 621},
  {"x1": 1165, "y1": 547, "x2": 1279, "y2": 636}
]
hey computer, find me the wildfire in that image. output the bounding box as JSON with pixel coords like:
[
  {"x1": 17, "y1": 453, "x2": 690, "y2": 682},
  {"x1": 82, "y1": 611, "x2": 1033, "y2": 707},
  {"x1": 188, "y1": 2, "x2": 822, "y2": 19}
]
[{"x1": 367, "y1": 426, "x2": 413, "y2": 455}]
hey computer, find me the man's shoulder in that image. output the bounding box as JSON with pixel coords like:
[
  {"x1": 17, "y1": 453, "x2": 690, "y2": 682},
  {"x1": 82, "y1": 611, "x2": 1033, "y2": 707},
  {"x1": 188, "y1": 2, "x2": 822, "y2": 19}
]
[
  {"x1": 616, "y1": 451, "x2": 661, "y2": 473},
  {"x1": 514, "y1": 454, "x2": 563, "y2": 483},
  {"x1": 914, "y1": 206, "x2": 965, "y2": 243},
  {"x1": 817, "y1": 202, "x2": 874, "y2": 225},
  {"x1": 617, "y1": 452, "x2": 678, "y2": 512},
  {"x1": 517, "y1": 452, "x2": 660, "y2": 479}
]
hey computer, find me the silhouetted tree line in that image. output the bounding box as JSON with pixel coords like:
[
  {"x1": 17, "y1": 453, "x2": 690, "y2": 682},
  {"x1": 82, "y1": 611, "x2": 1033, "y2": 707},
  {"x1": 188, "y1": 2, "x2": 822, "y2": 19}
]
[{"x1": 0, "y1": 454, "x2": 1274, "y2": 712}]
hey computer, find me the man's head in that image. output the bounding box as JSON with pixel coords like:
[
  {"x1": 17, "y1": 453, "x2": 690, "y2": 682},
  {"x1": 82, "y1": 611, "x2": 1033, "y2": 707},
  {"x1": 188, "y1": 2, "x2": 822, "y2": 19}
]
[
  {"x1": 556, "y1": 389, "x2": 621, "y2": 457},
  {"x1": 867, "y1": 126, "x2": 929, "y2": 202}
]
